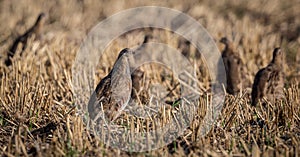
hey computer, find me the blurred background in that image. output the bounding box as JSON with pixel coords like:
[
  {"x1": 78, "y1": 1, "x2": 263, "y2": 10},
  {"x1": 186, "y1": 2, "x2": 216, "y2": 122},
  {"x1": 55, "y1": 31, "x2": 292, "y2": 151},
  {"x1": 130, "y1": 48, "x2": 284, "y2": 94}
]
[{"x1": 0, "y1": 0, "x2": 299, "y2": 81}]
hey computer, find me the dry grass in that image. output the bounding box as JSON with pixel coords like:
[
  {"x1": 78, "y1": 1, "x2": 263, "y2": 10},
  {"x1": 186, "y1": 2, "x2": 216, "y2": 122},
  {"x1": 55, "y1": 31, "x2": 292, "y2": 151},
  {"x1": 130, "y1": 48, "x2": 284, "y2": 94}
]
[{"x1": 0, "y1": 0, "x2": 299, "y2": 156}]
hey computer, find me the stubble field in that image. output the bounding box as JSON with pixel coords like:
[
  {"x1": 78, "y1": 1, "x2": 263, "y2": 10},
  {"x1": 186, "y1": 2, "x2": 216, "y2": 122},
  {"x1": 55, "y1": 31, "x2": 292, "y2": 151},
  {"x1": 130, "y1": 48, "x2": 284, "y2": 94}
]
[{"x1": 0, "y1": 0, "x2": 299, "y2": 156}]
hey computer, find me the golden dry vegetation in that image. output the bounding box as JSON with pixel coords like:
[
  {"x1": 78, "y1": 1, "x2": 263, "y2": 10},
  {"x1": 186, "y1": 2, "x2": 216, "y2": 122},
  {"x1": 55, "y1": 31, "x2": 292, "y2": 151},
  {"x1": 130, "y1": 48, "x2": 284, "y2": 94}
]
[{"x1": 0, "y1": 0, "x2": 299, "y2": 156}]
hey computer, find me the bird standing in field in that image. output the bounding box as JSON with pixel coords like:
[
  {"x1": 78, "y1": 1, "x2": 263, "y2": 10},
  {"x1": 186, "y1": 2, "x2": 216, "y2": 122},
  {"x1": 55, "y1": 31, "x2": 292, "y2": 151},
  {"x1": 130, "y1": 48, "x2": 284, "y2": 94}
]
[
  {"x1": 131, "y1": 34, "x2": 153, "y2": 97},
  {"x1": 220, "y1": 37, "x2": 243, "y2": 95},
  {"x1": 5, "y1": 12, "x2": 46, "y2": 66},
  {"x1": 88, "y1": 48, "x2": 133, "y2": 122},
  {"x1": 131, "y1": 68, "x2": 145, "y2": 100},
  {"x1": 177, "y1": 37, "x2": 191, "y2": 57},
  {"x1": 251, "y1": 48, "x2": 285, "y2": 106}
]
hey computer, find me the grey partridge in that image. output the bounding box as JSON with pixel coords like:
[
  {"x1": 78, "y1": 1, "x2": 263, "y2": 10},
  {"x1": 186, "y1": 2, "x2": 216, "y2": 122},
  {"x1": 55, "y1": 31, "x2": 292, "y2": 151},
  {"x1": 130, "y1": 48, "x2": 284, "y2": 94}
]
[
  {"x1": 5, "y1": 13, "x2": 46, "y2": 66},
  {"x1": 130, "y1": 35, "x2": 151, "y2": 105},
  {"x1": 88, "y1": 48, "x2": 133, "y2": 122},
  {"x1": 177, "y1": 37, "x2": 191, "y2": 57},
  {"x1": 220, "y1": 37, "x2": 242, "y2": 95},
  {"x1": 251, "y1": 48, "x2": 285, "y2": 106},
  {"x1": 131, "y1": 68, "x2": 145, "y2": 100}
]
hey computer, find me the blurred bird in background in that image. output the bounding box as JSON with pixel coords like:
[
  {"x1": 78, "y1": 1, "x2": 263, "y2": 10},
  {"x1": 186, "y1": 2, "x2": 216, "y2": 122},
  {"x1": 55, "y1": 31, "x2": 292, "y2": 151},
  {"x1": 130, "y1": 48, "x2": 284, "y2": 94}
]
[
  {"x1": 220, "y1": 37, "x2": 243, "y2": 95},
  {"x1": 5, "y1": 12, "x2": 46, "y2": 66}
]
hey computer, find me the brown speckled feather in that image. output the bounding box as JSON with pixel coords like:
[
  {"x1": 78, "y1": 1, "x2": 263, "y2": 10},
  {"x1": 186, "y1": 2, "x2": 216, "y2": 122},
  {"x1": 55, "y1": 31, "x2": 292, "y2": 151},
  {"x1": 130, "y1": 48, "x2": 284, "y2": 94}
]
[
  {"x1": 251, "y1": 48, "x2": 284, "y2": 106},
  {"x1": 88, "y1": 48, "x2": 133, "y2": 122}
]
